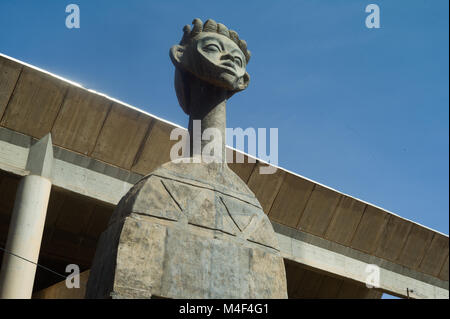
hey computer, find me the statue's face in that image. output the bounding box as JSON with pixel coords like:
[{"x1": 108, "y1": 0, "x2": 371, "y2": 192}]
[
  {"x1": 194, "y1": 32, "x2": 247, "y2": 89},
  {"x1": 171, "y1": 32, "x2": 250, "y2": 92}
]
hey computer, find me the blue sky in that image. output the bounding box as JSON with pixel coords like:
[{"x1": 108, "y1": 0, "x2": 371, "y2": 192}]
[{"x1": 0, "y1": 0, "x2": 448, "y2": 236}]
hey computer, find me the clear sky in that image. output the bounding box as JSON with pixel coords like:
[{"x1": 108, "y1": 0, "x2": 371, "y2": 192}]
[{"x1": 0, "y1": 0, "x2": 448, "y2": 236}]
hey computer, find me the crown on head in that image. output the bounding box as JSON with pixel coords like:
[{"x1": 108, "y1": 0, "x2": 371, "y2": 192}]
[{"x1": 180, "y1": 18, "x2": 251, "y2": 63}]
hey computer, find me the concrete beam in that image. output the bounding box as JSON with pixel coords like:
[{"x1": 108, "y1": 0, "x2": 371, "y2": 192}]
[
  {"x1": 26, "y1": 134, "x2": 53, "y2": 179},
  {"x1": 274, "y1": 222, "x2": 449, "y2": 299},
  {"x1": 0, "y1": 127, "x2": 139, "y2": 204},
  {"x1": 90, "y1": 103, "x2": 152, "y2": 169},
  {"x1": 0, "y1": 57, "x2": 22, "y2": 119},
  {"x1": 51, "y1": 86, "x2": 112, "y2": 155},
  {"x1": 1, "y1": 67, "x2": 68, "y2": 139}
]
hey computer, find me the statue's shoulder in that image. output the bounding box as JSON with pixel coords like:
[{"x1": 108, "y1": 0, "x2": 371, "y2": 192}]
[
  {"x1": 112, "y1": 161, "x2": 279, "y2": 250},
  {"x1": 151, "y1": 161, "x2": 260, "y2": 206}
]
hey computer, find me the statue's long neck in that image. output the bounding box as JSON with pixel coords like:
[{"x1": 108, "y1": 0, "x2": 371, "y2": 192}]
[{"x1": 187, "y1": 78, "x2": 227, "y2": 164}]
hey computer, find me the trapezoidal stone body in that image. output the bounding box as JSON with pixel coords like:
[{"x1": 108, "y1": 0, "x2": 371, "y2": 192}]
[{"x1": 86, "y1": 161, "x2": 287, "y2": 298}]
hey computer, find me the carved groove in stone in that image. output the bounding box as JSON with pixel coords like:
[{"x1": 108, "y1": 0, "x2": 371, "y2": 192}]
[{"x1": 219, "y1": 195, "x2": 243, "y2": 232}]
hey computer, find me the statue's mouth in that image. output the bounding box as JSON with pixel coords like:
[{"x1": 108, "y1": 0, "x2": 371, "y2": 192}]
[{"x1": 221, "y1": 61, "x2": 236, "y2": 73}]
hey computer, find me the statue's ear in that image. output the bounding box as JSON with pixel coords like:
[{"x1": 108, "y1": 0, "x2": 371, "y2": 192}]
[
  {"x1": 237, "y1": 72, "x2": 250, "y2": 91},
  {"x1": 169, "y1": 45, "x2": 185, "y2": 66}
]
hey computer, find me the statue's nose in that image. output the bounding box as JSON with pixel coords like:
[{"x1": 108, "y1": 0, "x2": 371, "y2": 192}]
[
  {"x1": 220, "y1": 52, "x2": 236, "y2": 70},
  {"x1": 220, "y1": 52, "x2": 234, "y2": 62}
]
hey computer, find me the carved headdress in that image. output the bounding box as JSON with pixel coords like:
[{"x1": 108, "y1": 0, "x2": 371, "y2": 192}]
[
  {"x1": 170, "y1": 18, "x2": 251, "y2": 115},
  {"x1": 179, "y1": 18, "x2": 251, "y2": 63}
]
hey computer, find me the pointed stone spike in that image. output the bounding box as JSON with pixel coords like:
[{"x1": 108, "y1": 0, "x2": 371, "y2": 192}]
[
  {"x1": 183, "y1": 24, "x2": 191, "y2": 33},
  {"x1": 217, "y1": 23, "x2": 229, "y2": 37},
  {"x1": 229, "y1": 30, "x2": 239, "y2": 45},
  {"x1": 191, "y1": 18, "x2": 203, "y2": 35},
  {"x1": 180, "y1": 25, "x2": 192, "y2": 44},
  {"x1": 26, "y1": 133, "x2": 54, "y2": 179},
  {"x1": 239, "y1": 39, "x2": 247, "y2": 52},
  {"x1": 203, "y1": 19, "x2": 217, "y2": 32}
]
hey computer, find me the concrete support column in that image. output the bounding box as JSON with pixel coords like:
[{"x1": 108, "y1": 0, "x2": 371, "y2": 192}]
[{"x1": 0, "y1": 134, "x2": 53, "y2": 299}]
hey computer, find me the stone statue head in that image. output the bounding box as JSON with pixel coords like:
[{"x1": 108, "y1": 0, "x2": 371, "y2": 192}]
[{"x1": 170, "y1": 18, "x2": 251, "y2": 115}]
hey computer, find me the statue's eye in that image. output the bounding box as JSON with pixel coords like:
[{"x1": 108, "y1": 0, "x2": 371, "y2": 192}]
[
  {"x1": 234, "y1": 56, "x2": 243, "y2": 67},
  {"x1": 204, "y1": 44, "x2": 221, "y2": 52}
]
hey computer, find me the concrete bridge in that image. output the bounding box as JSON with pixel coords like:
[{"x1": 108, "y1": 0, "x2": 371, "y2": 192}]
[{"x1": 0, "y1": 53, "x2": 448, "y2": 299}]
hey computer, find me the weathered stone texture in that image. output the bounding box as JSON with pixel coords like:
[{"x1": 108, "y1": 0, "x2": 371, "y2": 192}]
[{"x1": 86, "y1": 162, "x2": 287, "y2": 298}]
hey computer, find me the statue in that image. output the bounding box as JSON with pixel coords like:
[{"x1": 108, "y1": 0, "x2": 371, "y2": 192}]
[
  {"x1": 86, "y1": 18, "x2": 287, "y2": 299},
  {"x1": 169, "y1": 18, "x2": 250, "y2": 163}
]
